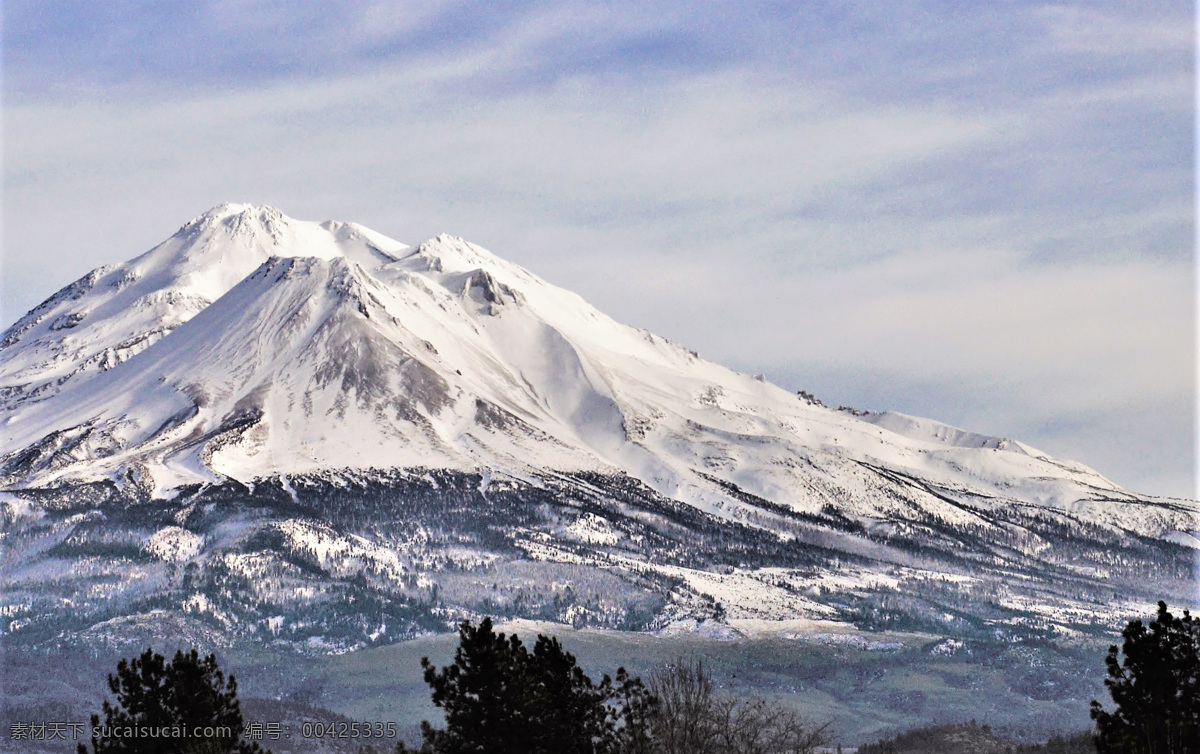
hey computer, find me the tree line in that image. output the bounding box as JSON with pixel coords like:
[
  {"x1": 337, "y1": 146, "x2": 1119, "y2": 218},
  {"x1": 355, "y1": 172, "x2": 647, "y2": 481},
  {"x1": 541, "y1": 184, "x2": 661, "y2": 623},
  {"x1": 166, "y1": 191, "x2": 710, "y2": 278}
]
[{"x1": 76, "y1": 601, "x2": 1200, "y2": 753}]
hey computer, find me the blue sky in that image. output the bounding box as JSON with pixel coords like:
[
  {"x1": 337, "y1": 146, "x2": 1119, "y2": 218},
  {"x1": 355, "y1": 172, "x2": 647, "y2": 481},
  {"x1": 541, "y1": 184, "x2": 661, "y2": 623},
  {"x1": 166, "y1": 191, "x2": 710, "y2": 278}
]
[{"x1": 3, "y1": 1, "x2": 1195, "y2": 497}]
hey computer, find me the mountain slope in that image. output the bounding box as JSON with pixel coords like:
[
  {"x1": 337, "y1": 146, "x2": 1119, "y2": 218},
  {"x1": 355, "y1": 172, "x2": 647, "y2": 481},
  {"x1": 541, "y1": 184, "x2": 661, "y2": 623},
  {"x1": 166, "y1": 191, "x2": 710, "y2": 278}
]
[
  {"x1": 0, "y1": 204, "x2": 405, "y2": 412},
  {"x1": 0, "y1": 204, "x2": 1195, "y2": 651},
  {"x1": 2, "y1": 207, "x2": 1188, "y2": 532}
]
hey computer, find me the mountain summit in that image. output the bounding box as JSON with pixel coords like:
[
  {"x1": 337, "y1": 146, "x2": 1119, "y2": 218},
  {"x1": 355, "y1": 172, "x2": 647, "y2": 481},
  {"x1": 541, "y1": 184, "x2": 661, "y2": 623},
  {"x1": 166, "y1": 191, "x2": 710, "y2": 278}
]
[
  {"x1": 1, "y1": 205, "x2": 1195, "y2": 649},
  {"x1": 0, "y1": 205, "x2": 1167, "y2": 518}
]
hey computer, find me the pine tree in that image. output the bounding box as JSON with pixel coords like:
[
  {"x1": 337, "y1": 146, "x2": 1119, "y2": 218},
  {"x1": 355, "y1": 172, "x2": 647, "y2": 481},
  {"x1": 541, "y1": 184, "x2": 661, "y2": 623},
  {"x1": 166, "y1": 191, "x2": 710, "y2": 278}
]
[
  {"x1": 79, "y1": 648, "x2": 266, "y2": 754},
  {"x1": 1090, "y1": 601, "x2": 1200, "y2": 753},
  {"x1": 401, "y1": 617, "x2": 654, "y2": 754}
]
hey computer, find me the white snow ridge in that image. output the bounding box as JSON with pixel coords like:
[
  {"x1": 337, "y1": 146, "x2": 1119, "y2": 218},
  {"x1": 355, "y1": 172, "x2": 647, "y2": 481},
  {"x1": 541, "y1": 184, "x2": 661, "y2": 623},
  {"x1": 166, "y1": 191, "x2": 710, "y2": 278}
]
[{"x1": 0, "y1": 204, "x2": 1195, "y2": 650}]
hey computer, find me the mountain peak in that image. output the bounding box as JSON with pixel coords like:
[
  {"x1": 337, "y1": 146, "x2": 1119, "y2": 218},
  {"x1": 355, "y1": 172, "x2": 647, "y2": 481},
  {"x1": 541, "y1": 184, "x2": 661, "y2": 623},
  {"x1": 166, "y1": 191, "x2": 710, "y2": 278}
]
[
  {"x1": 398, "y1": 234, "x2": 510, "y2": 275},
  {"x1": 179, "y1": 203, "x2": 288, "y2": 239},
  {"x1": 0, "y1": 205, "x2": 408, "y2": 412},
  {"x1": 188, "y1": 201, "x2": 283, "y2": 221},
  {"x1": 2, "y1": 205, "x2": 1193, "y2": 537},
  {"x1": 2, "y1": 204, "x2": 1196, "y2": 650}
]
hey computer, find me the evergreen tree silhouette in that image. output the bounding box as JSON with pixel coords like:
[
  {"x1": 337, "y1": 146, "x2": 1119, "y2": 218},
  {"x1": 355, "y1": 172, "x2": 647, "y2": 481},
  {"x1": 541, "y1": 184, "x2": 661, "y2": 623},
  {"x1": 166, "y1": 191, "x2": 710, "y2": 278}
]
[
  {"x1": 79, "y1": 648, "x2": 267, "y2": 754},
  {"x1": 1091, "y1": 601, "x2": 1200, "y2": 753},
  {"x1": 401, "y1": 617, "x2": 654, "y2": 753}
]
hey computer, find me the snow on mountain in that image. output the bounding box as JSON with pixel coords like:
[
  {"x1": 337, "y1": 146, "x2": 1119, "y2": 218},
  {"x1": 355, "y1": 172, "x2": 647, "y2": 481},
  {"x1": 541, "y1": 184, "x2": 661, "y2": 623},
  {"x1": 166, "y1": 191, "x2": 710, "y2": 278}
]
[
  {"x1": 1, "y1": 204, "x2": 1195, "y2": 649},
  {"x1": 0, "y1": 204, "x2": 405, "y2": 412},
  {"x1": 1, "y1": 205, "x2": 1193, "y2": 533}
]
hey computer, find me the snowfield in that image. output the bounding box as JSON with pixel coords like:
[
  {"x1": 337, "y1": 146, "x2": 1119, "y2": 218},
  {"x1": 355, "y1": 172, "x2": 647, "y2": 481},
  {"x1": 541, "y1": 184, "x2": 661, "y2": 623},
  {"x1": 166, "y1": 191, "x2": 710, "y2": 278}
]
[{"x1": 0, "y1": 204, "x2": 1195, "y2": 651}]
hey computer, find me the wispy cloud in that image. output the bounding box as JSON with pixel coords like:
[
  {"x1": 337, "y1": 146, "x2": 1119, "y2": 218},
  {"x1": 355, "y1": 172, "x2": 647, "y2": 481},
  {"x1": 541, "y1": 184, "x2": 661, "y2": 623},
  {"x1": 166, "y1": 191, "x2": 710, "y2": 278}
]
[{"x1": 1036, "y1": 4, "x2": 1194, "y2": 57}]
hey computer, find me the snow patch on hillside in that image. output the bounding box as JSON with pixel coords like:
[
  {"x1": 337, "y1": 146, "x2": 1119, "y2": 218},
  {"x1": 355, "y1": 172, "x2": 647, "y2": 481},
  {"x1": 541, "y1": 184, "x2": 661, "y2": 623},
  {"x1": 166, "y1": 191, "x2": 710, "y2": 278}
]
[{"x1": 143, "y1": 526, "x2": 203, "y2": 562}]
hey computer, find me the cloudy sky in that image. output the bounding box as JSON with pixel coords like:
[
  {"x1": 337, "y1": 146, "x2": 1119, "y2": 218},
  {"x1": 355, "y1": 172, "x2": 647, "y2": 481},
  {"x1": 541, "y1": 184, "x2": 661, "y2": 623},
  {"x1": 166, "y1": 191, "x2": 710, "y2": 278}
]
[{"x1": 3, "y1": 1, "x2": 1195, "y2": 497}]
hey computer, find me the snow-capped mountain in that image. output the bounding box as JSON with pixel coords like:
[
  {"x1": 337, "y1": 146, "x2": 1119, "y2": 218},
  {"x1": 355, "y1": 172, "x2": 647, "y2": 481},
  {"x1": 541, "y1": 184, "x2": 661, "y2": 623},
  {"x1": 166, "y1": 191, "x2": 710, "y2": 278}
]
[
  {"x1": 1, "y1": 204, "x2": 1195, "y2": 651},
  {"x1": 0, "y1": 204, "x2": 1183, "y2": 527}
]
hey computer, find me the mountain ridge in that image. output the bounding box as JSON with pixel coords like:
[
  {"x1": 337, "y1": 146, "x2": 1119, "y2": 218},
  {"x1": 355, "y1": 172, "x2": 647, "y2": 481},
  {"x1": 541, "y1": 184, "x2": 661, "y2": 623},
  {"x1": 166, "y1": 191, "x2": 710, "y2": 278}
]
[
  {"x1": 1, "y1": 204, "x2": 1195, "y2": 651},
  {"x1": 0, "y1": 206, "x2": 1180, "y2": 516}
]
